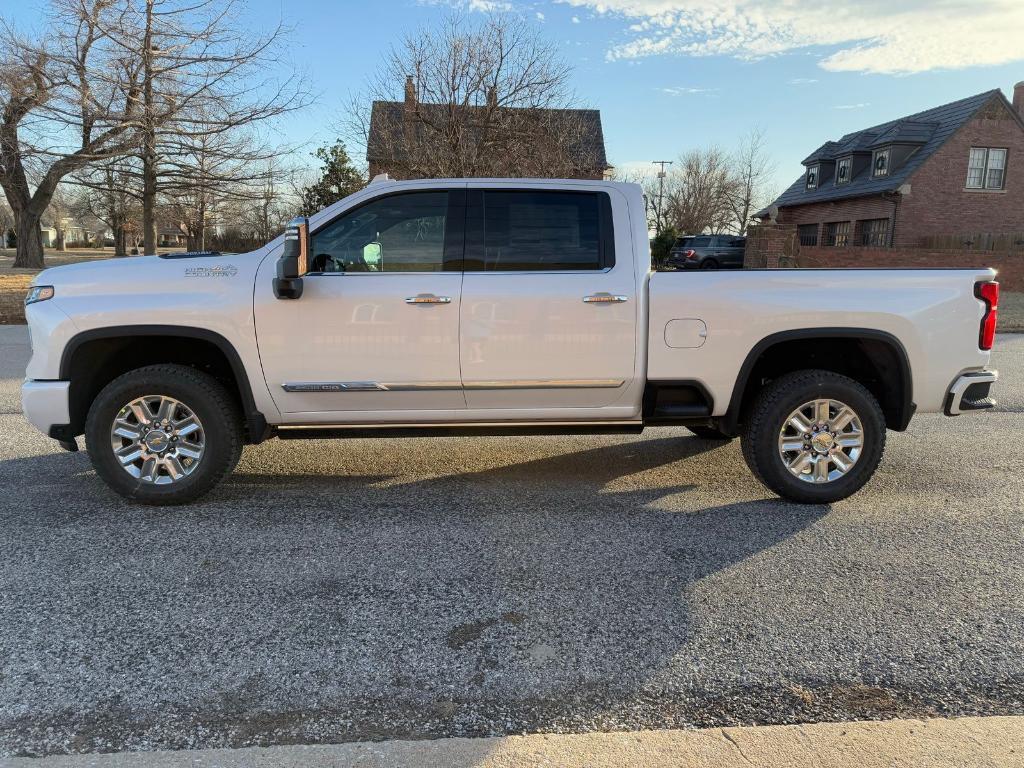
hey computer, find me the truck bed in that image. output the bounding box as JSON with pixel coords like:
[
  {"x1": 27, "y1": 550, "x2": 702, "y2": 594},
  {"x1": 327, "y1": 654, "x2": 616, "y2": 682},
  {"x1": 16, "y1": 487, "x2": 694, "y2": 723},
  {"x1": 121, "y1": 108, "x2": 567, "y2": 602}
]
[{"x1": 647, "y1": 268, "x2": 995, "y2": 416}]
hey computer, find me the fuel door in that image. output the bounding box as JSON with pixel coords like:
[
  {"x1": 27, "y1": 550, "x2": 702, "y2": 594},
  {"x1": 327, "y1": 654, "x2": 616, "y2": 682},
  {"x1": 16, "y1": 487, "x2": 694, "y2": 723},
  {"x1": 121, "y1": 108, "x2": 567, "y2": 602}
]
[{"x1": 664, "y1": 318, "x2": 708, "y2": 349}]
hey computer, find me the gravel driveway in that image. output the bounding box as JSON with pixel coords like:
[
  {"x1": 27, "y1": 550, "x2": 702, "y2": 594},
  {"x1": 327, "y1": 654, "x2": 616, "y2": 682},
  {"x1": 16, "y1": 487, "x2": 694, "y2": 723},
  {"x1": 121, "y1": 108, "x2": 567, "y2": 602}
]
[{"x1": 2, "y1": 326, "x2": 1023, "y2": 758}]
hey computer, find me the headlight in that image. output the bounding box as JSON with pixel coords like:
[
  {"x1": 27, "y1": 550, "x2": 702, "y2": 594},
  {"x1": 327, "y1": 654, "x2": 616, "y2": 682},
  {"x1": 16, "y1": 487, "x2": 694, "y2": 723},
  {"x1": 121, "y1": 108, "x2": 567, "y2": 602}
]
[{"x1": 25, "y1": 285, "x2": 55, "y2": 305}]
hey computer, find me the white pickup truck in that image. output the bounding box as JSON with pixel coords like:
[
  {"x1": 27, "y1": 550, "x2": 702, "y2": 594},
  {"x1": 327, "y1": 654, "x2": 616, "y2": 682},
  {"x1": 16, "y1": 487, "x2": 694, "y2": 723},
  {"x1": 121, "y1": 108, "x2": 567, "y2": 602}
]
[{"x1": 22, "y1": 178, "x2": 1000, "y2": 505}]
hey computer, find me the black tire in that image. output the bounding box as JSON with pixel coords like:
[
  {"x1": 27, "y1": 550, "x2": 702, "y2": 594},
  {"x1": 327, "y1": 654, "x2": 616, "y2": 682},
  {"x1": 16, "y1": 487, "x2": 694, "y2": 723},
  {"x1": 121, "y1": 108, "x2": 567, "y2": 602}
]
[
  {"x1": 687, "y1": 425, "x2": 734, "y2": 441},
  {"x1": 85, "y1": 364, "x2": 243, "y2": 505},
  {"x1": 699, "y1": 258, "x2": 719, "y2": 270},
  {"x1": 741, "y1": 369, "x2": 886, "y2": 504}
]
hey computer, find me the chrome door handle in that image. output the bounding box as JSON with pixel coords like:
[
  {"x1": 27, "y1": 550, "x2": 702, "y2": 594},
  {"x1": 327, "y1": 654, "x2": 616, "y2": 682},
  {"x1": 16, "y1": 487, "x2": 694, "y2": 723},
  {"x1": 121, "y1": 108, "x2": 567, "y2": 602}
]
[
  {"x1": 582, "y1": 293, "x2": 629, "y2": 303},
  {"x1": 405, "y1": 294, "x2": 452, "y2": 305}
]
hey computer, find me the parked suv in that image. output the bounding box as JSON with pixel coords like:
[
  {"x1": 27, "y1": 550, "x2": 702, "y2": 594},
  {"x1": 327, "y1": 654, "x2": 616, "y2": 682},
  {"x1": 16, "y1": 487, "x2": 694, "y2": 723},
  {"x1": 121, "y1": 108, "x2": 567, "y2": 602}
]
[{"x1": 669, "y1": 234, "x2": 746, "y2": 269}]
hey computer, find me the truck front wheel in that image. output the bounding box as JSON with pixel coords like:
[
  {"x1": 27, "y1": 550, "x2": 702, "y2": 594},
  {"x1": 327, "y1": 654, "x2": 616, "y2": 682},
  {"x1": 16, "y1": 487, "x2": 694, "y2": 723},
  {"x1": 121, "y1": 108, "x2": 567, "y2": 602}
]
[
  {"x1": 85, "y1": 364, "x2": 243, "y2": 505},
  {"x1": 741, "y1": 370, "x2": 886, "y2": 504}
]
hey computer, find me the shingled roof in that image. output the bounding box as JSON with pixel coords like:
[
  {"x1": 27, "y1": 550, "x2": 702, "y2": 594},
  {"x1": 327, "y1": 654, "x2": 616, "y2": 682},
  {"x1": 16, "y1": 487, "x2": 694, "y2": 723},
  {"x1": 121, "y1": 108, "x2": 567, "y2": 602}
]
[
  {"x1": 367, "y1": 101, "x2": 608, "y2": 176},
  {"x1": 763, "y1": 89, "x2": 1016, "y2": 214}
]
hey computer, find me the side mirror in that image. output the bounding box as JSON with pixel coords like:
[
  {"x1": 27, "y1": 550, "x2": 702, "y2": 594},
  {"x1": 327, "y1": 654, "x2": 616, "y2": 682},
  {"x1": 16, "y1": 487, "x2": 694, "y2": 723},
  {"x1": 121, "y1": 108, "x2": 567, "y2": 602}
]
[
  {"x1": 363, "y1": 241, "x2": 382, "y2": 270},
  {"x1": 274, "y1": 216, "x2": 309, "y2": 300}
]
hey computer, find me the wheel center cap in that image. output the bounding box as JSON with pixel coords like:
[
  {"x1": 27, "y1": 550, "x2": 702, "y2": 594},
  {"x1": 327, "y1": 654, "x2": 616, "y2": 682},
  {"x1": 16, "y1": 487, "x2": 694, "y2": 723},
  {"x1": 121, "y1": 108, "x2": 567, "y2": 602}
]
[
  {"x1": 812, "y1": 431, "x2": 834, "y2": 453},
  {"x1": 143, "y1": 430, "x2": 170, "y2": 452}
]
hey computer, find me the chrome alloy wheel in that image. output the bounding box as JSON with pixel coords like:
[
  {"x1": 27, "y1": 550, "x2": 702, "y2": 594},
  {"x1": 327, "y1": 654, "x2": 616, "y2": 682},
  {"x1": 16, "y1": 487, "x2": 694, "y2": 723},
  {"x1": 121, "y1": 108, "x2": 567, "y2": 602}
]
[
  {"x1": 777, "y1": 398, "x2": 864, "y2": 484},
  {"x1": 109, "y1": 395, "x2": 206, "y2": 484}
]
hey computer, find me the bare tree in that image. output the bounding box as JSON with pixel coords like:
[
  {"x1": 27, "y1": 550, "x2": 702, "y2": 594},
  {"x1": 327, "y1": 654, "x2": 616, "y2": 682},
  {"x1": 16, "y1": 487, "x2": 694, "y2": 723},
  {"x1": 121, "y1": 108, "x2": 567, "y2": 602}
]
[
  {"x1": 727, "y1": 128, "x2": 776, "y2": 235},
  {"x1": 0, "y1": 0, "x2": 144, "y2": 268},
  {"x1": 347, "y1": 13, "x2": 598, "y2": 179},
  {"x1": 606, "y1": 165, "x2": 662, "y2": 233},
  {"x1": 159, "y1": 126, "x2": 283, "y2": 251},
  {"x1": 130, "y1": 0, "x2": 307, "y2": 254},
  {"x1": 71, "y1": 159, "x2": 142, "y2": 257},
  {"x1": 242, "y1": 158, "x2": 298, "y2": 243},
  {"x1": 663, "y1": 147, "x2": 737, "y2": 236},
  {"x1": 0, "y1": 198, "x2": 11, "y2": 251},
  {"x1": 44, "y1": 184, "x2": 73, "y2": 251}
]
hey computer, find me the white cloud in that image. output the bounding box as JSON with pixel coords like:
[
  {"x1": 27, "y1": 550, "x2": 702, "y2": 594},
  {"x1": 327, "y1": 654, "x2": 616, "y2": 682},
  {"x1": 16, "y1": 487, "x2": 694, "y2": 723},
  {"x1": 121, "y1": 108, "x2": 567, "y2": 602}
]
[
  {"x1": 659, "y1": 86, "x2": 719, "y2": 95},
  {"x1": 572, "y1": 15, "x2": 581, "y2": 23},
  {"x1": 788, "y1": 78, "x2": 818, "y2": 85},
  {"x1": 556, "y1": 0, "x2": 1024, "y2": 75},
  {"x1": 536, "y1": 11, "x2": 545, "y2": 20},
  {"x1": 418, "y1": 0, "x2": 513, "y2": 11},
  {"x1": 834, "y1": 102, "x2": 870, "y2": 109}
]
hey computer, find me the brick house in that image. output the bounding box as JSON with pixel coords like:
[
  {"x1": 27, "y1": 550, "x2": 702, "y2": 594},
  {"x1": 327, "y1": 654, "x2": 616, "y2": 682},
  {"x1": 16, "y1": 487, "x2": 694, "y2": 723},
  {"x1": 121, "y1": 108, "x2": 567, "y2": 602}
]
[
  {"x1": 366, "y1": 76, "x2": 609, "y2": 180},
  {"x1": 757, "y1": 82, "x2": 1024, "y2": 249}
]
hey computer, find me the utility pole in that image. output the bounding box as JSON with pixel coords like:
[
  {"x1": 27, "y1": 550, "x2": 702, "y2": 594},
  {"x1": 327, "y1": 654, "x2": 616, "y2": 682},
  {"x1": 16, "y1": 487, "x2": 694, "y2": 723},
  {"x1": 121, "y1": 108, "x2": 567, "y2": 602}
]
[{"x1": 652, "y1": 160, "x2": 673, "y2": 234}]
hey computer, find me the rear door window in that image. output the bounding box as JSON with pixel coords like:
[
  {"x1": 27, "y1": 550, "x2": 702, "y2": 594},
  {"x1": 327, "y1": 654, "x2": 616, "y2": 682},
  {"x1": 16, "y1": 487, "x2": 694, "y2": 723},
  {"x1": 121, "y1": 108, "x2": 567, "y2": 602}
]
[
  {"x1": 466, "y1": 190, "x2": 613, "y2": 271},
  {"x1": 690, "y1": 236, "x2": 712, "y2": 248}
]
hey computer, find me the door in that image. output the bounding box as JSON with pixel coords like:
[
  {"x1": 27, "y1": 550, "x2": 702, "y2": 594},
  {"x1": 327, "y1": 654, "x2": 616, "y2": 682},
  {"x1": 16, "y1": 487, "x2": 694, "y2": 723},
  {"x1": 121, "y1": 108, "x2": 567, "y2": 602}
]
[
  {"x1": 715, "y1": 235, "x2": 744, "y2": 267},
  {"x1": 459, "y1": 189, "x2": 638, "y2": 411},
  {"x1": 255, "y1": 190, "x2": 466, "y2": 417}
]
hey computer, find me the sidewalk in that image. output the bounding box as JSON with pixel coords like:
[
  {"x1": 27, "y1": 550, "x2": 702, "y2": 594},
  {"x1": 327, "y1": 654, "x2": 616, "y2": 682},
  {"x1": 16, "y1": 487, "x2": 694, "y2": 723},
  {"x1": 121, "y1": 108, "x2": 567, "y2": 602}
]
[{"x1": 6, "y1": 715, "x2": 1022, "y2": 768}]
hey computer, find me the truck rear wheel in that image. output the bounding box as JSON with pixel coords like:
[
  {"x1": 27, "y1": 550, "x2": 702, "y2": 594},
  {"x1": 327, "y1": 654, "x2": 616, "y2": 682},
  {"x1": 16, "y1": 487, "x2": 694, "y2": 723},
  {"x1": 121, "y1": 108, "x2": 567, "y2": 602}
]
[
  {"x1": 741, "y1": 370, "x2": 885, "y2": 504},
  {"x1": 85, "y1": 364, "x2": 243, "y2": 505}
]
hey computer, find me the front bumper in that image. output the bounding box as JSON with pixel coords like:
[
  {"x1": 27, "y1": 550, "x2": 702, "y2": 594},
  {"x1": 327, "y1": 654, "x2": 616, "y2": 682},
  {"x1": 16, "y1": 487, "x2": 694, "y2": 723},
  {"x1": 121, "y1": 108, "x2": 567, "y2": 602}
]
[
  {"x1": 945, "y1": 370, "x2": 998, "y2": 416},
  {"x1": 21, "y1": 380, "x2": 71, "y2": 435}
]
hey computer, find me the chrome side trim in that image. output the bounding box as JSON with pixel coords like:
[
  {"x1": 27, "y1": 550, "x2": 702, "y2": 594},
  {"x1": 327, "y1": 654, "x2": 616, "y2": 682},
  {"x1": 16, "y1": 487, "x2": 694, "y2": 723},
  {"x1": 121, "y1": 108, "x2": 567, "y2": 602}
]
[
  {"x1": 282, "y1": 381, "x2": 461, "y2": 392},
  {"x1": 464, "y1": 379, "x2": 625, "y2": 390},
  {"x1": 282, "y1": 379, "x2": 624, "y2": 393},
  {"x1": 283, "y1": 382, "x2": 382, "y2": 392}
]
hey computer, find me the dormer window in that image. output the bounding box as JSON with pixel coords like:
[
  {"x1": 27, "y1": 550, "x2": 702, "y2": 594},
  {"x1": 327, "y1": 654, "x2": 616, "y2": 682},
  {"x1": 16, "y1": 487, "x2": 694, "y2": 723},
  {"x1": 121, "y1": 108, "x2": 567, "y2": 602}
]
[
  {"x1": 836, "y1": 157, "x2": 852, "y2": 184},
  {"x1": 872, "y1": 148, "x2": 891, "y2": 178},
  {"x1": 806, "y1": 164, "x2": 819, "y2": 189}
]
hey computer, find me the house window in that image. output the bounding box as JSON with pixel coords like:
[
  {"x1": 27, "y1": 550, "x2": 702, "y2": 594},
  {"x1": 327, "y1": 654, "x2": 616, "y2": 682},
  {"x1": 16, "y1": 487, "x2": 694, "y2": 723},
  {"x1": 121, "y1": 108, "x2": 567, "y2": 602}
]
[
  {"x1": 806, "y1": 165, "x2": 819, "y2": 189},
  {"x1": 836, "y1": 157, "x2": 852, "y2": 185},
  {"x1": 823, "y1": 221, "x2": 851, "y2": 247},
  {"x1": 872, "y1": 148, "x2": 891, "y2": 178},
  {"x1": 798, "y1": 224, "x2": 819, "y2": 246},
  {"x1": 966, "y1": 147, "x2": 1007, "y2": 190},
  {"x1": 859, "y1": 219, "x2": 889, "y2": 247}
]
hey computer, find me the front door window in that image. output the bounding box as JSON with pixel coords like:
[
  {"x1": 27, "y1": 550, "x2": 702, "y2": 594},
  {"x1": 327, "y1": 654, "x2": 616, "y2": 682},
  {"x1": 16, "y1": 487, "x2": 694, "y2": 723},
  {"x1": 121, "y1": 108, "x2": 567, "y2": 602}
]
[{"x1": 309, "y1": 192, "x2": 450, "y2": 273}]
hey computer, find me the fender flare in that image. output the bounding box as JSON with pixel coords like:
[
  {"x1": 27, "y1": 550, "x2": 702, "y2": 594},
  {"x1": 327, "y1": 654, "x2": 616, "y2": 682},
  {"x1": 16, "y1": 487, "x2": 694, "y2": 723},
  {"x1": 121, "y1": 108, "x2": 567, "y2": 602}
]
[
  {"x1": 59, "y1": 325, "x2": 268, "y2": 442},
  {"x1": 719, "y1": 327, "x2": 915, "y2": 435}
]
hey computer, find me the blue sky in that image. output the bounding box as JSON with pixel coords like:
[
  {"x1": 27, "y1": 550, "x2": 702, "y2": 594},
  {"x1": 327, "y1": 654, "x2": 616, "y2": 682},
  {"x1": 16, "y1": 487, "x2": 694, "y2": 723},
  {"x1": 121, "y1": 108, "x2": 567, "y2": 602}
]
[{"x1": 6, "y1": 0, "x2": 1024, "y2": 192}]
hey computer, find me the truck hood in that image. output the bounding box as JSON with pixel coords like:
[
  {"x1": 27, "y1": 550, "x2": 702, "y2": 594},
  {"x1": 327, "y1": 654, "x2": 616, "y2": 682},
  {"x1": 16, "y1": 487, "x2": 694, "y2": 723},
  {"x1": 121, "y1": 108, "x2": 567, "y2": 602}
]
[
  {"x1": 32, "y1": 251, "x2": 273, "y2": 329},
  {"x1": 33, "y1": 254, "x2": 238, "y2": 287}
]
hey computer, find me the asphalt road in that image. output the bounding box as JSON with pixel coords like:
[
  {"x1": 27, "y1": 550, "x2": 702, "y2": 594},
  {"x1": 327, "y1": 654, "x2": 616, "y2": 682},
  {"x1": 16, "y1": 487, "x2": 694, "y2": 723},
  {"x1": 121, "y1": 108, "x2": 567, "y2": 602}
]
[{"x1": 2, "y1": 325, "x2": 1023, "y2": 758}]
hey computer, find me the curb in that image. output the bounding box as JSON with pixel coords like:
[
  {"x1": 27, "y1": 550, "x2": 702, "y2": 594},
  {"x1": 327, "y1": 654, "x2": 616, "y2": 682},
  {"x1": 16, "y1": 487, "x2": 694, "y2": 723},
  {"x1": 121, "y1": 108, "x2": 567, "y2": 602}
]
[{"x1": 5, "y1": 715, "x2": 1023, "y2": 767}]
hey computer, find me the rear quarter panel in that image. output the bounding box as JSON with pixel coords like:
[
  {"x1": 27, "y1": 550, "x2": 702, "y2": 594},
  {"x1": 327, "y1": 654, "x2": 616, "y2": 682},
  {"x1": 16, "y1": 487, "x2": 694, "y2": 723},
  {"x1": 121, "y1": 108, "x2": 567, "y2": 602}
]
[{"x1": 648, "y1": 268, "x2": 995, "y2": 416}]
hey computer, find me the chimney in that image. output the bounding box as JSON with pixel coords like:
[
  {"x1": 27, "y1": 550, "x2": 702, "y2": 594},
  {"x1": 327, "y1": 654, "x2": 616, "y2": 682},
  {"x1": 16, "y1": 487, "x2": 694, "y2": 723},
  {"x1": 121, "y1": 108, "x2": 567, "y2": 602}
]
[
  {"x1": 486, "y1": 85, "x2": 497, "y2": 110},
  {"x1": 1014, "y1": 81, "x2": 1024, "y2": 119},
  {"x1": 404, "y1": 75, "x2": 416, "y2": 109}
]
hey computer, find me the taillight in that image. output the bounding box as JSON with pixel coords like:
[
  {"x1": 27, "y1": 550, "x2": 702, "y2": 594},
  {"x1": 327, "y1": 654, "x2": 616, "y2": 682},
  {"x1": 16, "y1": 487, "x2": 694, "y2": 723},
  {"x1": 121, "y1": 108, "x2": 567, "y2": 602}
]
[
  {"x1": 976, "y1": 281, "x2": 999, "y2": 351},
  {"x1": 683, "y1": 249, "x2": 697, "y2": 259}
]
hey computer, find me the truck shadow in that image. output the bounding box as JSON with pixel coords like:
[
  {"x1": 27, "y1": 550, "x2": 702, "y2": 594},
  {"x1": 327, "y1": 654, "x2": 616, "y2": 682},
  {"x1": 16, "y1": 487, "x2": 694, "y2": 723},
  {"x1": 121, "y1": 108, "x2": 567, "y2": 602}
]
[{"x1": 1, "y1": 435, "x2": 831, "y2": 752}]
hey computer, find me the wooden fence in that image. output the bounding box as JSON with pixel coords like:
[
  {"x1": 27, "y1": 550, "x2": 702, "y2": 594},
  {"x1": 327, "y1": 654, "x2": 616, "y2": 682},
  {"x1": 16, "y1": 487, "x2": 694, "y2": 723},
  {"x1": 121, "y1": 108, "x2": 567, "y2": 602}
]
[{"x1": 920, "y1": 232, "x2": 1024, "y2": 252}]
